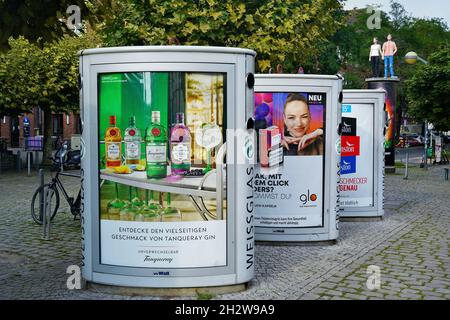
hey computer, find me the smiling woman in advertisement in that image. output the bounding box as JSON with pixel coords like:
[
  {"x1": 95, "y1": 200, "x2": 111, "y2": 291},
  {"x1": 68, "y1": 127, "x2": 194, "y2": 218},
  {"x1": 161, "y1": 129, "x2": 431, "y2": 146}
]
[{"x1": 281, "y1": 93, "x2": 323, "y2": 156}]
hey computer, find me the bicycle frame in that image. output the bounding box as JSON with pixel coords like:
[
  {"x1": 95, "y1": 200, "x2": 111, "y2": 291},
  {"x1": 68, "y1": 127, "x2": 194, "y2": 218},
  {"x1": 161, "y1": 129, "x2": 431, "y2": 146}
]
[{"x1": 52, "y1": 171, "x2": 81, "y2": 208}]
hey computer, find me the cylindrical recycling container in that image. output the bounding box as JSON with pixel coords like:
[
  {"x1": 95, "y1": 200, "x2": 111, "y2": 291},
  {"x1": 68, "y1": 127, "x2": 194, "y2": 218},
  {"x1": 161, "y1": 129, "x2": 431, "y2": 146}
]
[
  {"x1": 339, "y1": 90, "x2": 386, "y2": 219},
  {"x1": 78, "y1": 46, "x2": 256, "y2": 288},
  {"x1": 366, "y1": 78, "x2": 400, "y2": 170},
  {"x1": 253, "y1": 74, "x2": 343, "y2": 242}
]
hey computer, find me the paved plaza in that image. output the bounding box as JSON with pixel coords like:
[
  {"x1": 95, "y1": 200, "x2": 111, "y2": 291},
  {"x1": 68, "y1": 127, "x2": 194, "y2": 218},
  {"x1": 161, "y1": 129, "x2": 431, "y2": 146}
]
[{"x1": 0, "y1": 164, "x2": 449, "y2": 300}]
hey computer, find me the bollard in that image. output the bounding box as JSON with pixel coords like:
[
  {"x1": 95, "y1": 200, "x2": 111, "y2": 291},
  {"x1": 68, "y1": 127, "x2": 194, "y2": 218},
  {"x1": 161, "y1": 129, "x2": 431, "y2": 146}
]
[
  {"x1": 16, "y1": 150, "x2": 22, "y2": 172},
  {"x1": 445, "y1": 168, "x2": 449, "y2": 181},
  {"x1": 42, "y1": 186, "x2": 48, "y2": 239},
  {"x1": 403, "y1": 147, "x2": 409, "y2": 180},
  {"x1": 35, "y1": 151, "x2": 39, "y2": 171},
  {"x1": 27, "y1": 151, "x2": 31, "y2": 177},
  {"x1": 38, "y1": 169, "x2": 44, "y2": 221}
]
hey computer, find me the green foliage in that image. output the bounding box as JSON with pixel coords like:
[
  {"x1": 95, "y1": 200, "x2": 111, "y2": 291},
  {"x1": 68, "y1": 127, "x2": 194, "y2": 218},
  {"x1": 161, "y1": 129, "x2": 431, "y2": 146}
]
[
  {"x1": 196, "y1": 290, "x2": 215, "y2": 300},
  {"x1": 326, "y1": 1, "x2": 450, "y2": 136},
  {"x1": 96, "y1": 0, "x2": 343, "y2": 72},
  {"x1": 406, "y1": 47, "x2": 450, "y2": 132},
  {"x1": 0, "y1": 33, "x2": 99, "y2": 116},
  {"x1": 330, "y1": 2, "x2": 450, "y2": 85}
]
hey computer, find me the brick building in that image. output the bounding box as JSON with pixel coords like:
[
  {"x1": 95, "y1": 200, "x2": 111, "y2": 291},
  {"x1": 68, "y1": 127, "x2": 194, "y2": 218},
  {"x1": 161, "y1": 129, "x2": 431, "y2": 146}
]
[{"x1": 0, "y1": 107, "x2": 81, "y2": 149}]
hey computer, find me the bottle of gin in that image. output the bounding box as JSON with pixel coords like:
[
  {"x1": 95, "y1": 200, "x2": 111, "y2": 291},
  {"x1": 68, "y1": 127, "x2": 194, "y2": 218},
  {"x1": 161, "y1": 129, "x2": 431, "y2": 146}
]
[
  {"x1": 124, "y1": 115, "x2": 141, "y2": 168},
  {"x1": 170, "y1": 112, "x2": 191, "y2": 174},
  {"x1": 145, "y1": 111, "x2": 167, "y2": 179},
  {"x1": 105, "y1": 115, "x2": 122, "y2": 168}
]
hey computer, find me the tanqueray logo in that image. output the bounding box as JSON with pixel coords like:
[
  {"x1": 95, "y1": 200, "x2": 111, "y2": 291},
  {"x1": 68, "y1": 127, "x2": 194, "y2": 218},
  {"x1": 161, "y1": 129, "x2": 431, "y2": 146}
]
[{"x1": 299, "y1": 189, "x2": 318, "y2": 205}]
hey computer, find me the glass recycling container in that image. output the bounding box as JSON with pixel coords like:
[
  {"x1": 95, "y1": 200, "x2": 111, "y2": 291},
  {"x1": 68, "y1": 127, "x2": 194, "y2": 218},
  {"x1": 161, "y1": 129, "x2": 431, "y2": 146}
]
[
  {"x1": 78, "y1": 46, "x2": 256, "y2": 288},
  {"x1": 253, "y1": 74, "x2": 343, "y2": 242},
  {"x1": 339, "y1": 89, "x2": 386, "y2": 219}
]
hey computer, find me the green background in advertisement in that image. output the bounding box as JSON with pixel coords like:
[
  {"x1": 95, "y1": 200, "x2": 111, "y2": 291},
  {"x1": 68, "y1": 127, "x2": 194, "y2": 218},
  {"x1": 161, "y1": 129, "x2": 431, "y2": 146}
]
[{"x1": 99, "y1": 72, "x2": 169, "y2": 168}]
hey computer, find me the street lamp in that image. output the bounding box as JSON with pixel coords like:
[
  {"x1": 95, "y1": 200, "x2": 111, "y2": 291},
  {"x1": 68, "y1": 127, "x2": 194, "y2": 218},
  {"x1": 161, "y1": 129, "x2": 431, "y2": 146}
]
[
  {"x1": 405, "y1": 51, "x2": 429, "y2": 65},
  {"x1": 404, "y1": 52, "x2": 430, "y2": 169}
]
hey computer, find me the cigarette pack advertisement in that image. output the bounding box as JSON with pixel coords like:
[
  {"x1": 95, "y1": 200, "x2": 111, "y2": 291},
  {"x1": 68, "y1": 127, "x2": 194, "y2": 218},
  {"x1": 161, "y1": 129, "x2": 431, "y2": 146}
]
[
  {"x1": 254, "y1": 92, "x2": 325, "y2": 228},
  {"x1": 259, "y1": 126, "x2": 283, "y2": 168},
  {"x1": 339, "y1": 103, "x2": 374, "y2": 208}
]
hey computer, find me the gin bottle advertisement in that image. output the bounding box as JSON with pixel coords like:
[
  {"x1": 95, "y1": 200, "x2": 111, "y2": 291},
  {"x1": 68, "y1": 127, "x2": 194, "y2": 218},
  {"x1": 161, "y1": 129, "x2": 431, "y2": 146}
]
[{"x1": 98, "y1": 72, "x2": 227, "y2": 269}]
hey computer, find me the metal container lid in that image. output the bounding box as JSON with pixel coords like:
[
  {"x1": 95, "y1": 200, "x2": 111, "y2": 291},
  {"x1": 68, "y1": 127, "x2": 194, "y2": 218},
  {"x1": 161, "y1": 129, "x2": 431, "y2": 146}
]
[
  {"x1": 255, "y1": 74, "x2": 342, "y2": 80},
  {"x1": 343, "y1": 89, "x2": 386, "y2": 93},
  {"x1": 78, "y1": 45, "x2": 256, "y2": 57}
]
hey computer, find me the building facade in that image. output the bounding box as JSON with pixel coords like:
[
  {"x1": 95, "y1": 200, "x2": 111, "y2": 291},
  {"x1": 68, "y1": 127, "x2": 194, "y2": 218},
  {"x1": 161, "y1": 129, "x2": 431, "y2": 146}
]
[{"x1": 0, "y1": 107, "x2": 81, "y2": 149}]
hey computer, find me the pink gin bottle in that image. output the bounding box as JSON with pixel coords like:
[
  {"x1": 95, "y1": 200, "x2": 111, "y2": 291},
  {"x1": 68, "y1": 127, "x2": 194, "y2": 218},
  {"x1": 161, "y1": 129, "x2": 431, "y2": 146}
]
[{"x1": 170, "y1": 112, "x2": 191, "y2": 174}]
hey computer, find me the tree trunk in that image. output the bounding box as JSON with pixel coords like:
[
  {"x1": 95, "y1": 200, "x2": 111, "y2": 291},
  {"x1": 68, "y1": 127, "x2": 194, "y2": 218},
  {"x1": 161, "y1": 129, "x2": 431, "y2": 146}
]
[{"x1": 42, "y1": 108, "x2": 53, "y2": 166}]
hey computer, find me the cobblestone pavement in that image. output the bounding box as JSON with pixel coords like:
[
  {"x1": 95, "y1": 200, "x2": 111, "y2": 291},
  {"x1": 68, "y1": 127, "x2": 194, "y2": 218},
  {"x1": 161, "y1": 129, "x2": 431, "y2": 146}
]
[{"x1": 0, "y1": 164, "x2": 449, "y2": 300}]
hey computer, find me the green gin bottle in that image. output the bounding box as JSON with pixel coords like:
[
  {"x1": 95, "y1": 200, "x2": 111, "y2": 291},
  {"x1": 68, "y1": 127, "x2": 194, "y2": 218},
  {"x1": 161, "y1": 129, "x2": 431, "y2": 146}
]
[{"x1": 145, "y1": 111, "x2": 167, "y2": 179}]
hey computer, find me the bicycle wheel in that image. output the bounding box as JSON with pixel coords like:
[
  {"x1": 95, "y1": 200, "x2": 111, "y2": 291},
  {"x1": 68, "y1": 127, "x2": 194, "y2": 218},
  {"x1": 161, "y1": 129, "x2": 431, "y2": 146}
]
[{"x1": 31, "y1": 184, "x2": 60, "y2": 225}]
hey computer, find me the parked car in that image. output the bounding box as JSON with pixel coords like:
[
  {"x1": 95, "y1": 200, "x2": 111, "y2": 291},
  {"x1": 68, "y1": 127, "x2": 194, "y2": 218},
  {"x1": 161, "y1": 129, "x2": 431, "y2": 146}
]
[{"x1": 408, "y1": 134, "x2": 424, "y2": 145}]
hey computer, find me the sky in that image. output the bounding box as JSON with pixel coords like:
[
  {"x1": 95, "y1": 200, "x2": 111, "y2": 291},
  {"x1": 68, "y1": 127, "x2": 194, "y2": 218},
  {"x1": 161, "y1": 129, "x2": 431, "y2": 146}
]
[{"x1": 344, "y1": 0, "x2": 450, "y2": 25}]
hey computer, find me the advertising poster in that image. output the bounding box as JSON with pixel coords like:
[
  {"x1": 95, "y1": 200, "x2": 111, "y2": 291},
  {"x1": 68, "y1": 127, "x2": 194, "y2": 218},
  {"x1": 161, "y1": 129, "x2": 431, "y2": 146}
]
[
  {"x1": 98, "y1": 72, "x2": 227, "y2": 269},
  {"x1": 254, "y1": 92, "x2": 325, "y2": 228},
  {"x1": 340, "y1": 104, "x2": 374, "y2": 207},
  {"x1": 435, "y1": 136, "x2": 442, "y2": 163},
  {"x1": 367, "y1": 81, "x2": 397, "y2": 166}
]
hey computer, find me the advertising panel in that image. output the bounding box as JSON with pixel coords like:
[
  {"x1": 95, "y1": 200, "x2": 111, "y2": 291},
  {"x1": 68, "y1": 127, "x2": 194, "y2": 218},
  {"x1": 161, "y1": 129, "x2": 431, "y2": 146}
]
[
  {"x1": 253, "y1": 92, "x2": 326, "y2": 228},
  {"x1": 435, "y1": 136, "x2": 442, "y2": 163},
  {"x1": 367, "y1": 79, "x2": 399, "y2": 167},
  {"x1": 339, "y1": 104, "x2": 374, "y2": 208}
]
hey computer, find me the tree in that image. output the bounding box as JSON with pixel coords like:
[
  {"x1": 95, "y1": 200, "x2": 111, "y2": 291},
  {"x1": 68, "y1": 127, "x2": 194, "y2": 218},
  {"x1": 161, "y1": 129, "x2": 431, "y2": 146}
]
[
  {"x1": 0, "y1": 33, "x2": 99, "y2": 163},
  {"x1": 96, "y1": 0, "x2": 344, "y2": 72},
  {"x1": 322, "y1": 3, "x2": 449, "y2": 139},
  {"x1": 406, "y1": 47, "x2": 450, "y2": 132},
  {"x1": 323, "y1": 6, "x2": 396, "y2": 86},
  {"x1": 389, "y1": 0, "x2": 411, "y2": 30},
  {"x1": 329, "y1": 3, "x2": 449, "y2": 82},
  {"x1": 0, "y1": 0, "x2": 92, "y2": 50}
]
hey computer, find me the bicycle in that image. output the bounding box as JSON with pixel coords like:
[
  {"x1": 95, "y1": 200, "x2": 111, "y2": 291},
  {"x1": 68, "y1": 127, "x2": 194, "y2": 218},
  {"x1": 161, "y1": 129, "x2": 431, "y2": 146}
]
[{"x1": 30, "y1": 145, "x2": 81, "y2": 225}]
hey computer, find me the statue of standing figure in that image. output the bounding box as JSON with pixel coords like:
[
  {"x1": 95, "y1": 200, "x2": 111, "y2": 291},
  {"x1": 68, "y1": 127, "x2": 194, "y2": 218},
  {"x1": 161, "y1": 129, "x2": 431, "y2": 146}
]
[
  {"x1": 369, "y1": 37, "x2": 383, "y2": 77},
  {"x1": 382, "y1": 34, "x2": 398, "y2": 78}
]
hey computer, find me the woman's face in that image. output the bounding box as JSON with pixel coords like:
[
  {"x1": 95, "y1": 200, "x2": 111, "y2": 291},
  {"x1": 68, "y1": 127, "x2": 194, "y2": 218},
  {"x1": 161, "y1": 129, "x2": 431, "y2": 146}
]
[{"x1": 284, "y1": 100, "x2": 311, "y2": 138}]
